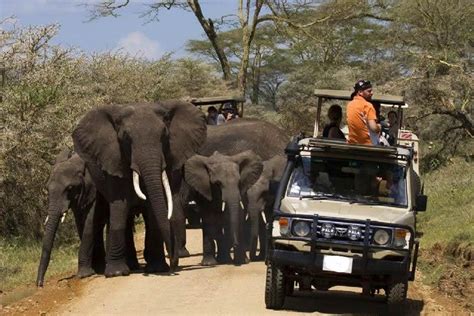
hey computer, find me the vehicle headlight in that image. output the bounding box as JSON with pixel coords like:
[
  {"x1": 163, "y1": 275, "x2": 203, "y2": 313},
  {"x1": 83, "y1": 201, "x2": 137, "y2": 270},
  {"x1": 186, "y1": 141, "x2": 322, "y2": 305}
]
[
  {"x1": 394, "y1": 228, "x2": 410, "y2": 248},
  {"x1": 279, "y1": 217, "x2": 289, "y2": 236},
  {"x1": 347, "y1": 225, "x2": 362, "y2": 241},
  {"x1": 293, "y1": 221, "x2": 311, "y2": 237},
  {"x1": 321, "y1": 223, "x2": 335, "y2": 239},
  {"x1": 373, "y1": 229, "x2": 391, "y2": 245}
]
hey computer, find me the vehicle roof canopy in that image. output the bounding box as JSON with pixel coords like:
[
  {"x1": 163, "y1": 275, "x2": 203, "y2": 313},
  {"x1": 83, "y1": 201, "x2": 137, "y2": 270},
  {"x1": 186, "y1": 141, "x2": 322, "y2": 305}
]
[
  {"x1": 314, "y1": 89, "x2": 407, "y2": 107},
  {"x1": 189, "y1": 95, "x2": 246, "y2": 106}
]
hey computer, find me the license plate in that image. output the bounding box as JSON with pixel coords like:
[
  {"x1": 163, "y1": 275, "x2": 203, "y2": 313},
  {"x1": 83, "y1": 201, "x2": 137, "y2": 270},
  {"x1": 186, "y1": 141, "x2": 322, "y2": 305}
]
[{"x1": 322, "y1": 255, "x2": 353, "y2": 273}]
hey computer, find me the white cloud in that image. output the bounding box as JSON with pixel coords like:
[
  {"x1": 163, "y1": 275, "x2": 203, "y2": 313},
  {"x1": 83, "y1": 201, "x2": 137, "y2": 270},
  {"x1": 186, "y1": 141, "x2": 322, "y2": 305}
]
[{"x1": 116, "y1": 32, "x2": 162, "y2": 60}]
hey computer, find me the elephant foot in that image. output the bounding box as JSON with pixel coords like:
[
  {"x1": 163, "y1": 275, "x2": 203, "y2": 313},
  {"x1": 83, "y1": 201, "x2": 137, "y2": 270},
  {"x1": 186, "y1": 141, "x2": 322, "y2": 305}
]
[
  {"x1": 233, "y1": 252, "x2": 250, "y2": 265},
  {"x1": 145, "y1": 261, "x2": 170, "y2": 273},
  {"x1": 201, "y1": 256, "x2": 218, "y2": 266},
  {"x1": 105, "y1": 261, "x2": 130, "y2": 278},
  {"x1": 178, "y1": 247, "x2": 191, "y2": 258},
  {"x1": 216, "y1": 254, "x2": 232, "y2": 264},
  {"x1": 250, "y1": 252, "x2": 265, "y2": 262},
  {"x1": 77, "y1": 266, "x2": 95, "y2": 279}
]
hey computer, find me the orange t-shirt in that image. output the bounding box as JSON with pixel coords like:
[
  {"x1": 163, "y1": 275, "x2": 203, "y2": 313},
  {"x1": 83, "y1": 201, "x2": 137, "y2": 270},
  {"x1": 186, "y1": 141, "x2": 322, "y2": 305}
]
[{"x1": 346, "y1": 95, "x2": 376, "y2": 145}]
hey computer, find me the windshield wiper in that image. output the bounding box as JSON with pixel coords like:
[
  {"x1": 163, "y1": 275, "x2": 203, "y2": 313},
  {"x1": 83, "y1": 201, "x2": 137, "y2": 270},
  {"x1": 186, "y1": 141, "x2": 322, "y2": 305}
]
[{"x1": 299, "y1": 193, "x2": 351, "y2": 201}]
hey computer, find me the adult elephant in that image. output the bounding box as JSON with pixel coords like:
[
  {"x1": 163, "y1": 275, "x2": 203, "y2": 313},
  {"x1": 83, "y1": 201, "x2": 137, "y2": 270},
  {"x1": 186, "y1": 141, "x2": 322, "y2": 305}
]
[
  {"x1": 72, "y1": 100, "x2": 206, "y2": 277},
  {"x1": 184, "y1": 150, "x2": 262, "y2": 265},
  {"x1": 246, "y1": 155, "x2": 286, "y2": 261},
  {"x1": 36, "y1": 150, "x2": 105, "y2": 287}
]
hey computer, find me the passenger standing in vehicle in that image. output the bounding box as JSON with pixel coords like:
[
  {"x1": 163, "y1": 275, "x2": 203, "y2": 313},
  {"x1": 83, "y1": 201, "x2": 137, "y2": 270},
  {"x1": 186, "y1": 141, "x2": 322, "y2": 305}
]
[
  {"x1": 347, "y1": 80, "x2": 381, "y2": 145},
  {"x1": 206, "y1": 106, "x2": 218, "y2": 125},
  {"x1": 322, "y1": 104, "x2": 346, "y2": 140}
]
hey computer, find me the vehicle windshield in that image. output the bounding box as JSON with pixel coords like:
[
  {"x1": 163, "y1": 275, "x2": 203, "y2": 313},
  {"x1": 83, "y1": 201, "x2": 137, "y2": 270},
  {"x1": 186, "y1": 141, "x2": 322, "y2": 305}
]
[{"x1": 287, "y1": 155, "x2": 408, "y2": 207}]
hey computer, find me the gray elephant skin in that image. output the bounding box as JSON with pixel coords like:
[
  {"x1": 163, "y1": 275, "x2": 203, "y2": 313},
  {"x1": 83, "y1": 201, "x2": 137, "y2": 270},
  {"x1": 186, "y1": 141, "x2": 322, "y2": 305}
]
[
  {"x1": 184, "y1": 150, "x2": 263, "y2": 265},
  {"x1": 246, "y1": 155, "x2": 286, "y2": 261},
  {"x1": 72, "y1": 100, "x2": 206, "y2": 277},
  {"x1": 178, "y1": 119, "x2": 289, "y2": 263},
  {"x1": 36, "y1": 150, "x2": 106, "y2": 287}
]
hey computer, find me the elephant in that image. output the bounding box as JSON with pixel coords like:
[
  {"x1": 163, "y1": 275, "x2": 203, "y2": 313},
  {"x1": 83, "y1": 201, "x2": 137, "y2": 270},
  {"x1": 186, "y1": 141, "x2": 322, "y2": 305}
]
[
  {"x1": 245, "y1": 155, "x2": 286, "y2": 261},
  {"x1": 72, "y1": 100, "x2": 206, "y2": 277},
  {"x1": 184, "y1": 150, "x2": 263, "y2": 265},
  {"x1": 36, "y1": 150, "x2": 106, "y2": 287}
]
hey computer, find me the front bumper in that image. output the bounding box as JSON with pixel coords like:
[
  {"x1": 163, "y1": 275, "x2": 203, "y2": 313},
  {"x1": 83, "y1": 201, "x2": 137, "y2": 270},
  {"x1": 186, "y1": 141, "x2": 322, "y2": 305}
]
[{"x1": 267, "y1": 214, "x2": 419, "y2": 281}]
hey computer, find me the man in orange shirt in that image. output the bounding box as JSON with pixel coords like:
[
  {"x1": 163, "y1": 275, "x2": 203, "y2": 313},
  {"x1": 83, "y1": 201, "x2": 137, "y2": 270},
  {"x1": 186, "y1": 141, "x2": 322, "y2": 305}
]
[{"x1": 346, "y1": 80, "x2": 381, "y2": 145}]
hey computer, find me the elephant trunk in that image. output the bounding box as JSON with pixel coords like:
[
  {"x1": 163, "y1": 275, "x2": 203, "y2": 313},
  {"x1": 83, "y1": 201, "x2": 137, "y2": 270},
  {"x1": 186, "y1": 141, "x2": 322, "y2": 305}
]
[
  {"x1": 248, "y1": 203, "x2": 261, "y2": 259},
  {"x1": 36, "y1": 210, "x2": 62, "y2": 287},
  {"x1": 227, "y1": 199, "x2": 242, "y2": 248},
  {"x1": 137, "y1": 154, "x2": 173, "y2": 265}
]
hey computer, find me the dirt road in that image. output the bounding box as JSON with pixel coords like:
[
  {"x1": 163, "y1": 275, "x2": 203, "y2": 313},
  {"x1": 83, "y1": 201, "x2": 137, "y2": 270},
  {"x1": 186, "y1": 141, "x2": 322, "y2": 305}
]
[{"x1": 36, "y1": 228, "x2": 454, "y2": 316}]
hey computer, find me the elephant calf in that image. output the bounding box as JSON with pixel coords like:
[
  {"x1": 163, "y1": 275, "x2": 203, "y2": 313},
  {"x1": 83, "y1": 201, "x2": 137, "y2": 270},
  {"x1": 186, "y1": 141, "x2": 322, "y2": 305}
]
[{"x1": 184, "y1": 150, "x2": 263, "y2": 266}]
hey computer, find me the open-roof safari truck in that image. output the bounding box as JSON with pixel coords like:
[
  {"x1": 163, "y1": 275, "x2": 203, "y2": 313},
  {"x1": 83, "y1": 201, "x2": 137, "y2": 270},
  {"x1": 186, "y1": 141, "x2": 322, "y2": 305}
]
[
  {"x1": 265, "y1": 89, "x2": 428, "y2": 309},
  {"x1": 189, "y1": 95, "x2": 246, "y2": 117}
]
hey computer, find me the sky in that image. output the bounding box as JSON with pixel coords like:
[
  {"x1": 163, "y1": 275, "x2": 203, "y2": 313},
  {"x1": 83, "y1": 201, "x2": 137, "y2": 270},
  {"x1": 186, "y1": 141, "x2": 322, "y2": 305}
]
[{"x1": 1, "y1": 0, "x2": 238, "y2": 59}]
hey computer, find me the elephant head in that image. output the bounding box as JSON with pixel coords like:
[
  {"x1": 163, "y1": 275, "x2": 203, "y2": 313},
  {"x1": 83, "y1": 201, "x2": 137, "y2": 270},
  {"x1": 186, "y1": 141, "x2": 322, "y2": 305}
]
[
  {"x1": 184, "y1": 150, "x2": 263, "y2": 255},
  {"x1": 246, "y1": 155, "x2": 286, "y2": 260},
  {"x1": 72, "y1": 100, "x2": 206, "y2": 270},
  {"x1": 36, "y1": 151, "x2": 96, "y2": 287}
]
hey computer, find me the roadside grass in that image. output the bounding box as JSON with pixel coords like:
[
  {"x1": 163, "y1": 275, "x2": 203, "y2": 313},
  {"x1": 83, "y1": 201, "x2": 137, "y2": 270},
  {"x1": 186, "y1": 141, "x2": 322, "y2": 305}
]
[
  {"x1": 417, "y1": 157, "x2": 473, "y2": 303},
  {"x1": 0, "y1": 238, "x2": 79, "y2": 292}
]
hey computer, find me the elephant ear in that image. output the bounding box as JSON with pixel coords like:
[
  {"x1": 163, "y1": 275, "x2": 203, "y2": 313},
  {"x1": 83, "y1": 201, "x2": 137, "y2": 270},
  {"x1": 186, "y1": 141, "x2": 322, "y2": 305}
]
[
  {"x1": 158, "y1": 100, "x2": 207, "y2": 170},
  {"x1": 72, "y1": 105, "x2": 127, "y2": 178},
  {"x1": 231, "y1": 150, "x2": 263, "y2": 193},
  {"x1": 184, "y1": 155, "x2": 212, "y2": 201}
]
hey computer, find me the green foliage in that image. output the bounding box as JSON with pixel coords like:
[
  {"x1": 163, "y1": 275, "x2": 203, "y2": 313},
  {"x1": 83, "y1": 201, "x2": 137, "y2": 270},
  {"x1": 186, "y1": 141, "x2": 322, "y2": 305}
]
[{"x1": 0, "y1": 23, "x2": 231, "y2": 240}]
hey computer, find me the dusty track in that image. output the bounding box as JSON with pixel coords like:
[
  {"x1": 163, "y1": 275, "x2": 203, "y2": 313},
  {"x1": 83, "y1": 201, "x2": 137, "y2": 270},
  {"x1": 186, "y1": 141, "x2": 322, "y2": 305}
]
[{"x1": 1, "y1": 229, "x2": 465, "y2": 315}]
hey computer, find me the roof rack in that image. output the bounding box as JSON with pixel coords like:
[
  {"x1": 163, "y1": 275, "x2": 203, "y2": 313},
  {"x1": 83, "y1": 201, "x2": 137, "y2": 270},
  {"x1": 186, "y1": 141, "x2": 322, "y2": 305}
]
[{"x1": 300, "y1": 138, "x2": 413, "y2": 162}]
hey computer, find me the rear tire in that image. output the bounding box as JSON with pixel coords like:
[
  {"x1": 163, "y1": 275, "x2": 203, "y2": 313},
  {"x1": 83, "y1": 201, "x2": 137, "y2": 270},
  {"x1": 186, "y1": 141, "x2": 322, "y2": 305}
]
[{"x1": 265, "y1": 263, "x2": 286, "y2": 310}]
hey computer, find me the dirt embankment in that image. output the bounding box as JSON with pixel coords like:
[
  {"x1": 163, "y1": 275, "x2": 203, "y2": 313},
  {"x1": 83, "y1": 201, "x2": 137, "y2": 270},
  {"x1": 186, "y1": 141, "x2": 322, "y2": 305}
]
[{"x1": 1, "y1": 229, "x2": 471, "y2": 316}]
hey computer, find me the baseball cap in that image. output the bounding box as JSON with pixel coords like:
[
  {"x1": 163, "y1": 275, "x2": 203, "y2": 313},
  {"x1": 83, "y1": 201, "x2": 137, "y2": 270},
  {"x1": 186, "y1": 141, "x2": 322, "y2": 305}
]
[{"x1": 354, "y1": 79, "x2": 372, "y2": 91}]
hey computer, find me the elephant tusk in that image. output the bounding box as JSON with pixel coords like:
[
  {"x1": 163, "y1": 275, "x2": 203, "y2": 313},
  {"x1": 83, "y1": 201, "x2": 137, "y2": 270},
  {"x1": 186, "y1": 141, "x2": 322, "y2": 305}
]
[
  {"x1": 245, "y1": 213, "x2": 249, "y2": 221},
  {"x1": 261, "y1": 211, "x2": 267, "y2": 224},
  {"x1": 61, "y1": 212, "x2": 67, "y2": 223},
  {"x1": 221, "y1": 202, "x2": 226, "y2": 212},
  {"x1": 44, "y1": 215, "x2": 49, "y2": 225},
  {"x1": 162, "y1": 170, "x2": 173, "y2": 220},
  {"x1": 133, "y1": 171, "x2": 147, "y2": 200},
  {"x1": 240, "y1": 200, "x2": 245, "y2": 210}
]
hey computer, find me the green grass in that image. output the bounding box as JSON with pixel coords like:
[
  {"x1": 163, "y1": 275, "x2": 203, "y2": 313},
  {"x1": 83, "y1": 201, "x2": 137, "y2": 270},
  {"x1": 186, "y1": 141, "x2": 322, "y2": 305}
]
[
  {"x1": 0, "y1": 238, "x2": 79, "y2": 292},
  {"x1": 417, "y1": 158, "x2": 474, "y2": 290}
]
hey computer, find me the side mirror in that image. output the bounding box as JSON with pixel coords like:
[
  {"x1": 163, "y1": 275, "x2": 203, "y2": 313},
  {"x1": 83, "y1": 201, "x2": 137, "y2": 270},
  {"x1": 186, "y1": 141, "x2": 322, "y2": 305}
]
[{"x1": 415, "y1": 194, "x2": 428, "y2": 212}]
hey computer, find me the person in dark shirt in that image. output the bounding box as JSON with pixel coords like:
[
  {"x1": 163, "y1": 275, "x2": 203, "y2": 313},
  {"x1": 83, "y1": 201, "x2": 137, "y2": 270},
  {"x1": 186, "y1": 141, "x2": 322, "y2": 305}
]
[{"x1": 323, "y1": 104, "x2": 346, "y2": 140}]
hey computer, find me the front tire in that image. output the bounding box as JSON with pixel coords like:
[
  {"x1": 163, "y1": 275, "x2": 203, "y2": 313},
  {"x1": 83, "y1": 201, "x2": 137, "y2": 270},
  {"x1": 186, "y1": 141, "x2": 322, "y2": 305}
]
[
  {"x1": 386, "y1": 281, "x2": 408, "y2": 305},
  {"x1": 265, "y1": 262, "x2": 286, "y2": 310}
]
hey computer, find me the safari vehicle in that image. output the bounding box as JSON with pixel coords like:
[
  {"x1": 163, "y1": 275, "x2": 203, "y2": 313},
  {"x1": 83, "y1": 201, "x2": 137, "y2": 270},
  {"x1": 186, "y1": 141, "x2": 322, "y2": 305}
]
[
  {"x1": 189, "y1": 95, "x2": 246, "y2": 117},
  {"x1": 265, "y1": 89, "x2": 428, "y2": 309}
]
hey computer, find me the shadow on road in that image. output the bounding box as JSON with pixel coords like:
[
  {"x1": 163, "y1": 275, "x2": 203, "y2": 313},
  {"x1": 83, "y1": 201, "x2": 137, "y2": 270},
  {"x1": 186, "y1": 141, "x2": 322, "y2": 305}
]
[{"x1": 281, "y1": 289, "x2": 424, "y2": 315}]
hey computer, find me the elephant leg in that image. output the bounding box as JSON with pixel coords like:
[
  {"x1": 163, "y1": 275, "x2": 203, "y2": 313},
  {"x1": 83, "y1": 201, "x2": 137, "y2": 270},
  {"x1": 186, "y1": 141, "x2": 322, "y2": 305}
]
[
  {"x1": 200, "y1": 210, "x2": 218, "y2": 266},
  {"x1": 142, "y1": 209, "x2": 169, "y2": 273},
  {"x1": 104, "y1": 199, "x2": 130, "y2": 278},
  {"x1": 91, "y1": 194, "x2": 107, "y2": 274},
  {"x1": 172, "y1": 193, "x2": 190, "y2": 259},
  {"x1": 125, "y1": 214, "x2": 140, "y2": 271},
  {"x1": 77, "y1": 202, "x2": 97, "y2": 279}
]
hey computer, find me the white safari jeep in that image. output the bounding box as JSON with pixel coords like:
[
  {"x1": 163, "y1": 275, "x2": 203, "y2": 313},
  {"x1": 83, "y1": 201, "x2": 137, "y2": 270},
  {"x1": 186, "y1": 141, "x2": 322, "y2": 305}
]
[{"x1": 265, "y1": 90, "x2": 428, "y2": 309}]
